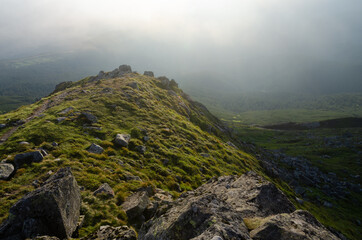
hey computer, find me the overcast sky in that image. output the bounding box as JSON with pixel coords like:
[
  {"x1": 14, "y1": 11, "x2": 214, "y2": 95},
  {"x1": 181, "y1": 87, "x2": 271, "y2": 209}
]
[{"x1": 0, "y1": 0, "x2": 361, "y2": 92}]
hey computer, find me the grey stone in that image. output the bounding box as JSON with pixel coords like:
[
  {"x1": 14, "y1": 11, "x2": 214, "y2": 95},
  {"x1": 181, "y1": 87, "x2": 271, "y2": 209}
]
[
  {"x1": 14, "y1": 151, "x2": 44, "y2": 168},
  {"x1": 56, "y1": 117, "x2": 66, "y2": 123},
  {"x1": 87, "y1": 143, "x2": 104, "y2": 154},
  {"x1": 114, "y1": 133, "x2": 131, "y2": 147},
  {"x1": 93, "y1": 183, "x2": 115, "y2": 198},
  {"x1": 121, "y1": 191, "x2": 149, "y2": 220},
  {"x1": 19, "y1": 141, "x2": 30, "y2": 145},
  {"x1": 119, "y1": 64, "x2": 132, "y2": 74},
  {"x1": 127, "y1": 82, "x2": 139, "y2": 90},
  {"x1": 58, "y1": 107, "x2": 74, "y2": 115},
  {"x1": 144, "y1": 71, "x2": 154, "y2": 77},
  {"x1": 87, "y1": 225, "x2": 136, "y2": 240},
  {"x1": 0, "y1": 167, "x2": 81, "y2": 239},
  {"x1": 0, "y1": 124, "x2": 6, "y2": 129},
  {"x1": 0, "y1": 163, "x2": 15, "y2": 180},
  {"x1": 79, "y1": 112, "x2": 97, "y2": 124},
  {"x1": 135, "y1": 145, "x2": 146, "y2": 154}
]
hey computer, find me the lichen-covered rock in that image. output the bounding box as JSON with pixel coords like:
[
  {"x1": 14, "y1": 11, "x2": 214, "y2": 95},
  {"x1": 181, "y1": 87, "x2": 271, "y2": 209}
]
[
  {"x1": 86, "y1": 225, "x2": 137, "y2": 240},
  {"x1": 250, "y1": 210, "x2": 341, "y2": 240},
  {"x1": 0, "y1": 167, "x2": 81, "y2": 239},
  {"x1": 139, "y1": 172, "x2": 340, "y2": 240},
  {"x1": 87, "y1": 143, "x2": 104, "y2": 154},
  {"x1": 14, "y1": 150, "x2": 44, "y2": 168},
  {"x1": 144, "y1": 71, "x2": 154, "y2": 77},
  {"x1": 0, "y1": 163, "x2": 15, "y2": 180},
  {"x1": 114, "y1": 133, "x2": 131, "y2": 147},
  {"x1": 93, "y1": 183, "x2": 114, "y2": 198},
  {"x1": 122, "y1": 191, "x2": 150, "y2": 220}
]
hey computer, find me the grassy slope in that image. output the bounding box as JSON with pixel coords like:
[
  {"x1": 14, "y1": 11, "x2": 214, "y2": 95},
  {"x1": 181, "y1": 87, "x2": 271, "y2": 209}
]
[
  {"x1": 234, "y1": 124, "x2": 362, "y2": 239},
  {"x1": 0, "y1": 74, "x2": 262, "y2": 236}
]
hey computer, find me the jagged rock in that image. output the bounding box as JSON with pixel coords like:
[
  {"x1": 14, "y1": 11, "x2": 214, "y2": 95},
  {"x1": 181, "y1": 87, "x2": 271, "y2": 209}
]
[
  {"x1": 250, "y1": 210, "x2": 340, "y2": 240},
  {"x1": 122, "y1": 191, "x2": 149, "y2": 221},
  {"x1": 114, "y1": 133, "x2": 131, "y2": 147},
  {"x1": 144, "y1": 71, "x2": 154, "y2": 77},
  {"x1": 119, "y1": 64, "x2": 132, "y2": 74},
  {"x1": 157, "y1": 76, "x2": 170, "y2": 88},
  {"x1": 127, "y1": 82, "x2": 139, "y2": 90},
  {"x1": 14, "y1": 151, "x2": 44, "y2": 168},
  {"x1": 0, "y1": 163, "x2": 15, "y2": 180},
  {"x1": 87, "y1": 225, "x2": 137, "y2": 240},
  {"x1": 0, "y1": 167, "x2": 81, "y2": 239},
  {"x1": 79, "y1": 112, "x2": 97, "y2": 124},
  {"x1": 87, "y1": 143, "x2": 104, "y2": 154},
  {"x1": 93, "y1": 183, "x2": 115, "y2": 198},
  {"x1": 135, "y1": 145, "x2": 146, "y2": 154},
  {"x1": 140, "y1": 172, "x2": 340, "y2": 240}
]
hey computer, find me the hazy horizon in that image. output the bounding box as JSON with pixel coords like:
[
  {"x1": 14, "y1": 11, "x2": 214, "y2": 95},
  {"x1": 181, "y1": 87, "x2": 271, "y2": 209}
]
[{"x1": 1, "y1": 0, "x2": 362, "y2": 93}]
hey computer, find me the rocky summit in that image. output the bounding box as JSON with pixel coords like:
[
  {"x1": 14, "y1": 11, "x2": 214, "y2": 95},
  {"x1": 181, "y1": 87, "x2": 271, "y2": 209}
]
[{"x1": 0, "y1": 65, "x2": 350, "y2": 239}]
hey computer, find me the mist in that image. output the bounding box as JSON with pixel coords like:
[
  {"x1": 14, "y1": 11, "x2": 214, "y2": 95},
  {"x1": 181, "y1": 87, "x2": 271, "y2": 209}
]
[{"x1": 1, "y1": 0, "x2": 362, "y2": 94}]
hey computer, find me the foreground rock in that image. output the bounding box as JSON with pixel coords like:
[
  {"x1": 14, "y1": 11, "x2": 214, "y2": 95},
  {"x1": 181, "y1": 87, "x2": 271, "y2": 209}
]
[
  {"x1": 86, "y1": 225, "x2": 137, "y2": 240},
  {"x1": 139, "y1": 171, "x2": 341, "y2": 240},
  {"x1": 0, "y1": 167, "x2": 81, "y2": 239},
  {"x1": 122, "y1": 191, "x2": 150, "y2": 228},
  {"x1": 14, "y1": 150, "x2": 44, "y2": 168},
  {"x1": 114, "y1": 133, "x2": 131, "y2": 147},
  {"x1": 0, "y1": 163, "x2": 15, "y2": 180}
]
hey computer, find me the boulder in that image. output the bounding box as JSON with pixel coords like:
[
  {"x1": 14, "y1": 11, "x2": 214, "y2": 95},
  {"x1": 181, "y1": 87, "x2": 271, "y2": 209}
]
[
  {"x1": 119, "y1": 64, "x2": 132, "y2": 74},
  {"x1": 14, "y1": 151, "x2": 44, "y2": 168},
  {"x1": 144, "y1": 71, "x2": 154, "y2": 77},
  {"x1": 79, "y1": 112, "x2": 97, "y2": 124},
  {"x1": 93, "y1": 183, "x2": 115, "y2": 198},
  {"x1": 87, "y1": 143, "x2": 104, "y2": 154},
  {"x1": 0, "y1": 167, "x2": 81, "y2": 239},
  {"x1": 122, "y1": 191, "x2": 149, "y2": 220},
  {"x1": 157, "y1": 76, "x2": 170, "y2": 89},
  {"x1": 127, "y1": 82, "x2": 139, "y2": 90},
  {"x1": 250, "y1": 210, "x2": 341, "y2": 240},
  {"x1": 135, "y1": 145, "x2": 146, "y2": 154},
  {"x1": 139, "y1": 172, "x2": 340, "y2": 240},
  {"x1": 0, "y1": 163, "x2": 15, "y2": 180},
  {"x1": 87, "y1": 225, "x2": 137, "y2": 240},
  {"x1": 114, "y1": 133, "x2": 131, "y2": 147}
]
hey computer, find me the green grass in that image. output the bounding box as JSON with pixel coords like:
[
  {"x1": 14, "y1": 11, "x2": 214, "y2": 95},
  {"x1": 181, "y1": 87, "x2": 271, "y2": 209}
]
[{"x1": 0, "y1": 73, "x2": 262, "y2": 237}]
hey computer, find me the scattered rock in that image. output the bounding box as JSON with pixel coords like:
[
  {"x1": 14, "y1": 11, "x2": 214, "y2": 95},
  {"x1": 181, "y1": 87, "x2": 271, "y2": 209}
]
[
  {"x1": 143, "y1": 136, "x2": 150, "y2": 142},
  {"x1": 58, "y1": 107, "x2": 74, "y2": 115},
  {"x1": 122, "y1": 191, "x2": 150, "y2": 221},
  {"x1": 87, "y1": 143, "x2": 104, "y2": 154},
  {"x1": 323, "y1": 201, "x2": 333, "y2": 208},
  {"x1": 93, "y1": 183, "x2": 115, "y2": 198},
  {"x1": 19, "y1": 141, "x2": 30, "y2": 145},
  {"x1": 56, "y1": 117, "x2": 66, "y2": 123},
  {"x1": 0, "y1": 163, "x2": 15, "y2": 180},
  {"x1": 144, "y1": 71, "x2": 154, "y2": 77},
  {"x1": 250, "y1": 210, "x2": 340, "y2": 240},
  {"x1": 127, "y1": 82, "x2": 139, "y2": 90},
  {"x1": 0, "y1": 124, "x2": 6, "y2": 129},
  {"x1": 52, "y1": 142, "x2": 58, "y2": 147},
  {"x1": 135, "y1": 145, "x2": 146, "y2": 154},
  {"x1": 0, "y1": 167, "x2": 81, "y2": 239},
  {"x1": 14, "y1": 151, "x2": 44, "y2": 168},
  {"x1": 140, "y1": 172, "x2": 340, "y2": 240},
  {"x1": 87, "y1": 225, "x2": 137, "y2": 240},
  {"x1": 125, "y1": 174, "x2": 142, "y2": 181},
  {"x1": 79, "y1": 112, "x2": 97, "y2": 124},
  {"x1": 114, "y1": 133, "x2": 131, "y2": 147}
]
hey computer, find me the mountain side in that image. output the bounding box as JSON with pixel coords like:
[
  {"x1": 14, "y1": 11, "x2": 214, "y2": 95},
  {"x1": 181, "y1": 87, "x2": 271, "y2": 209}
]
[{"x1": 0, "y1": 65, "x2": 344, "y2": 239}]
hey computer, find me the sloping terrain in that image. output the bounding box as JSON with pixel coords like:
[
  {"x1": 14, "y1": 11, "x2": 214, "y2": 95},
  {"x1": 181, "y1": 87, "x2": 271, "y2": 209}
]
[{"x1": 0, "y1": 66, "x2": 262, "y2": 237}]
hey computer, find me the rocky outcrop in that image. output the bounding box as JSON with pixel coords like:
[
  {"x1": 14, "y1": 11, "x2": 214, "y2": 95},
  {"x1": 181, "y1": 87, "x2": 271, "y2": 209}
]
[
  {"x1": 114, "y1": 133, "x2": 131, "y2": 147},
  {"x1": 93, "y1": 183, "x2": 115, "y2": 198},
  {"x1": 87, "y1": 143, "x2": 104, "y2": 154},
  {"x1": 0, "y1": 163, "x2": 15, "y2": 180},
  {"x1": 14, "y1": 150, "x2": 44, "y2": 168},
  {"x1": 0, "y1": 167, "x2": 81, "y2": 239},
  {"x1": 86, "y1": 225, "x2": 137, "y2": 240},
  {"x1": 144, "y1": 71, "x2": 154, "y2": 77},
  {"x1": 139, "y1": 171, "x2": 340, "y2": 240},
  {"x1": 90, "y1": 64, "x2": 133, "y2": 82}
]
